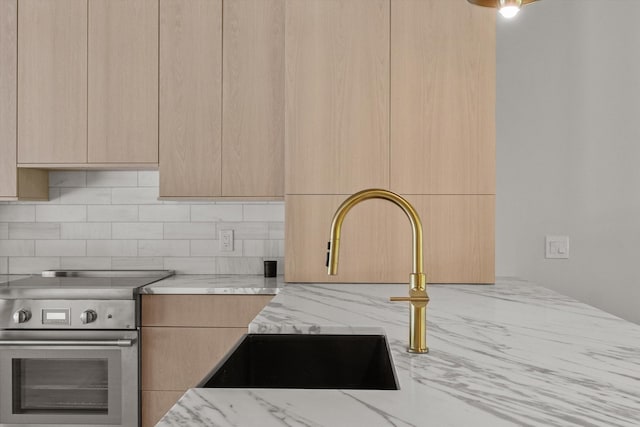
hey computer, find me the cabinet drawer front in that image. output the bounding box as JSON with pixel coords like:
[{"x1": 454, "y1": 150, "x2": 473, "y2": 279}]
[
  {"x1": 141, "y1": 327, "x2": 245, "y2": 391},
  {"x1": 141, "y1": 390, "x2": 186, "y2": 427},
  {"x1": 141, "y1": 295, "x2": 273, "y2": 327}
]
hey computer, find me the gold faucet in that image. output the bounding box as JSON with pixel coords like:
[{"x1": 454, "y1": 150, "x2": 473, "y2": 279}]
[{"x1": 327, "y1": 188, "x2": 429, "y2": 354}]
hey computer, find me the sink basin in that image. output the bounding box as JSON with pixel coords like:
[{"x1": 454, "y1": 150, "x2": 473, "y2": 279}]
[{"x1": 198, "y1": 334, "x2": 399, "y2": 390}]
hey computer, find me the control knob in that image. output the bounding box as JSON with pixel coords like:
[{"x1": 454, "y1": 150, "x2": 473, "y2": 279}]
[
  {"x1": 13, "y1": 309, "x2": 31, "y2": 324},
  {"x1": 80, "y1": 309, "x2": 98, "y2": 324}
]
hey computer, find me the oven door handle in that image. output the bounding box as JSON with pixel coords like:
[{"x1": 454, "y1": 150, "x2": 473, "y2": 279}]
[{"x1": 0, "y1": 339, "x2": 134, "y2": 347}]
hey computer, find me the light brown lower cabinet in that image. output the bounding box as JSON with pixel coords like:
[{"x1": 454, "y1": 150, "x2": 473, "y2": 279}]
[{"x1": 141, "y1": 295, "x2": 273, "y2": 427}]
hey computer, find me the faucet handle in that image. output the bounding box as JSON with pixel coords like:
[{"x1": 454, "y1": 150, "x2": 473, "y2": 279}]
[{"x1": 390, "y1": 288, "x2": 429, "y2": 308}]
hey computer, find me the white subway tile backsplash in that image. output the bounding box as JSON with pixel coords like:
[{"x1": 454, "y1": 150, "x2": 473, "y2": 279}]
[
  {"x1": 60, "y1": 257, "x2": 111, "y2": 270},
  {"x1": 190, "y1": 239, "x2": 243, "y2": 257},
  {"x1": 163, "y1": 223, "x2": 216, "y2": 239},
  {"x1": 138, "y1": 240, "x2": 189, "y2": 257},
  {"x1": 0, "y1": 205, "x2": 35, "y2": 222},
  {"x1": 217, "y1": 257, "x2": 263, "y2": 275},
  {"x1": 88, "y1": 206, "x2": 138, "y2": 222},
  {"x1": 243, "y1": 240, "x2": 284, "y2": 258},
  {"x1": 191, "y1": 205, "x2": 243, "y2": 222},
  {"x1": 216, "y1": 222, "x2": 269, "y2": 239},
  {"x1": 137, "y1": 171, "x2": 159, "y2": 187},
  {"x1": 49, "y1": 171, "x2": 86, "y2": 188},
  {"x1": 61, "y1": 223, "x2": 111, "y2": 239},
  {"x1": 0, "y1": 171, "x2": 284, "y2": 275},
  {"x1": 164, "y1": 257, "x2": 216, "y2": 274},
  {"x1": 112, "y1": 256, "x2": 164, "y2": 270},
  {"x1": 243, "y1": 204, "x2": 284, "y2": 222},
  {"x1": 36, "y1": 206, "x2": 86, "y2": 222},
  {"x1": 113, "y1": 223, "x2": 163, "y2": 239},
  {"x1": 87, "y1": 240, "x2": 138, "y2": 257},
  {"x1": 9, "y1": 257, "x2": 60, "y2": 274},
  {"x1": 139, "y1": 205, "x2": 189, "y2": 222},
  {"x1": 60, "y1": 188, "x2": 111, "y2": 205},
  {"x1": 112, "y1": 188, "x2": 159, "y2": 205},
  {"x1": 36, "y1": 240, "x2": 86, "y2": 257},
  {"x1": 9, "y1": 223, "x2": 60, "y2": 240},
  {"x1": 268, "y1": 222, "x2": 284, "y2": 239},
  {"x1": 0, "y1": 240, "x2": 35, "y2": 256},
  {"x1": 87, "y1": 171, "x2": 138, "y2": 187}
]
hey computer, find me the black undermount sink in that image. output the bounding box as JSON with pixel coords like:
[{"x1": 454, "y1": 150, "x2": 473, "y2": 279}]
[{"x1": 198, "y1": 334, "x2": 399, "y2": 390}]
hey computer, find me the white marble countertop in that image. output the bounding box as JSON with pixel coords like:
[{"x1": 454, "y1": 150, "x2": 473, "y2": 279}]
[
  {"x1": 157, "y1": 279, "x2": 640, "y2": 426},
  {"x1": 140, "y1": 274, "x2": 283, "y2": 295}
]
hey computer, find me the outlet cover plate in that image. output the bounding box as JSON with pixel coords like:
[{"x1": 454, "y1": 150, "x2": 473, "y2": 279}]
[{"x1": 545, "y1": 235, "x2": 569, "y2": 259}]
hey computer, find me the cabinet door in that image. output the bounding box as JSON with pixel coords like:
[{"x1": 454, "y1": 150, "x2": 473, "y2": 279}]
[
  {"x1": 17, "y1": 0, "x2": 87, "y2": 164},
  {"x1": 391, "y1": 0, "x2": 495, "y2": 194},
  {"x1": 141, "y1": 327, "x2": 245, "y2": 391},
  {"x1": 286, "y1": 194, "x2": 494, "y2": 283},
  {"x1": 88, "y1": 0, "x2": 158, "y2": 164},
  {"x1": 159, "y1": 0, "x2": 222, "y2": 197},
  {"x1": 285, "y1": 0, "x2": 390, "y2": 194},
  {"x1": 222, "y1": 0, "x2": 285, "y2": 197},
  {"x1": 0, "y1": 0, "x2": 17, "y2": 197}
]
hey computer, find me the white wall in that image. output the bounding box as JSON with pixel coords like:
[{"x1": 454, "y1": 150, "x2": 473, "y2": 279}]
[{"x1": 497, "y1": 0, "x2": 640, "y2": 324}]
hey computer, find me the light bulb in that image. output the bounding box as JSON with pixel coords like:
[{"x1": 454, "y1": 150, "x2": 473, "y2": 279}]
[{"x1": 499, "y1": 5, "x2": 520, "y2": 18}]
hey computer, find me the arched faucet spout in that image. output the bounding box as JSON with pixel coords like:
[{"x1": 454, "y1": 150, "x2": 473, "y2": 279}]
[{"x1": 326, "y1": 188, "x2": 429, "y2": 353}]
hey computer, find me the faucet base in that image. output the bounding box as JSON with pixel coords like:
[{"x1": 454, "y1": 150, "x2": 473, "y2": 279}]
[{"x1": 407, "y1": 346, "x2": 429, "y2": 354}]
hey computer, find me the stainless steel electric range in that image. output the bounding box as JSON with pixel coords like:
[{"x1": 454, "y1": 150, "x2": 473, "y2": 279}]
[{"x1": 0, "y1": 270, "x2": 174, "y2": 427}]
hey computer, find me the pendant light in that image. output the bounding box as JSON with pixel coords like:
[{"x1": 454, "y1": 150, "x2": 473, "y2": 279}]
[{"x1": 467, "y1": 0, "x2": 538, "y2": 19}]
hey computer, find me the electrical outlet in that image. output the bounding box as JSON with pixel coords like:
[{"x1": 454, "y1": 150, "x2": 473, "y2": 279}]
[
  {"x1": 220, "y1": 229, "x2": 234, "y2": 252},
  {"x1": 545, "y1": 235, "x2": 569, "y2": 259}
]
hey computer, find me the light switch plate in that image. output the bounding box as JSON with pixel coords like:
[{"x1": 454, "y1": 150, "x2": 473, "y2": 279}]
[{"x1": 545, "y1": 235, "x2": 569, "y2": 259}]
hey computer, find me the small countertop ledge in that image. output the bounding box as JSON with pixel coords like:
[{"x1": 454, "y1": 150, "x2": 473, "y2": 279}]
[
  {"x1": 140, "y1": 274, "x2": 283, "y2": 295},
  {"x1": 158, "y1": 279, "x2": 640, "y2": 426}
]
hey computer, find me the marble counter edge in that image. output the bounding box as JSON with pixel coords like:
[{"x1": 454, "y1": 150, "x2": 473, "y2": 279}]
[{"x1": 140, "y1": 274, "x2": 284, "y2": 295}]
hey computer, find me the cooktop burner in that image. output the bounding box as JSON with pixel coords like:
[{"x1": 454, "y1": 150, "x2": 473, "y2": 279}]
[{"x1": 0, "y1": 270, "x2": 174, "y2": 300}]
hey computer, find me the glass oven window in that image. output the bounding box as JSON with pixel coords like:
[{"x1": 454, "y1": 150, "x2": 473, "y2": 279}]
[{"x1": 12, "y1": 358, "x2": 108, "y2": 414}]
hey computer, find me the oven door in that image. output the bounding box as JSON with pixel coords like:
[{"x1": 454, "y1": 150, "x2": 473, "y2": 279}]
[{"x1": 0, "y1": 330, "x2": 138, "y2": 427}]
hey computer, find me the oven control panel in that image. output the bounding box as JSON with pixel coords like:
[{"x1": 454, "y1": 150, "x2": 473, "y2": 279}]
[{"x1": 1, "y1": 300, "x2": 136, "y2": 330}]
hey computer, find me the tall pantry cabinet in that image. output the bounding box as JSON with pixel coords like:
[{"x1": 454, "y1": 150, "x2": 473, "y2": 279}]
[{"x1": 285, "y1": 0, "x2": 496, "y2": 284}]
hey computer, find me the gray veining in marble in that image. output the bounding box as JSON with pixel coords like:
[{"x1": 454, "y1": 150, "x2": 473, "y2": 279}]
[
  {"x1": 141, "y1": 274, "x2": 283, "y2": 295},
  {"x1": 158, "y1": 279, "x2": 640, "y2": 427}
]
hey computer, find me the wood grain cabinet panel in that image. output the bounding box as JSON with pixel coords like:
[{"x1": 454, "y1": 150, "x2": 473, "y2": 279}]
[
  {"x1": 17, "y1": 0, "x2": 87, "y2": 164},
  {"x1": 141, "y1": 391, "x2": 184, "y2": 427},
  {"x1": 159, "y1": 0, "x2": 222, "y2": 197},
  {"x1": 222, "y1": 0, "x2": 285, "y2": 197},
  {"x1": 286, "y1": 194, "x2": 494, "y2": 283},
  {"x1": 141, "y1": 327, "x2": 246, "y2": 391},
  {"x1": 88, "y1": 0, "x2": 159, "y2": 164},
  {"x1": 0, "y1": 0, "x2": 17, "y2": 197},
  {"x1": 140, "y1": 294, "x2": 272, "y2": 426},
  {"x1": 142, "y1": 295, "x2": 272, "y2": 327},
  {"x1": 391, "y1": 0, "x2": 495, "y2": 195},
  {"x1": 285, "y1": 0, "x2": 390, "y2": 194}
]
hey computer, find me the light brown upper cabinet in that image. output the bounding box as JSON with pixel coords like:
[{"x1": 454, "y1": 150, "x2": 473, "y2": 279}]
[
  {"x1": 285, "y1": 0, "x2": 390, "y2": 195},
  {"x1": 391, "y1": 0, "x2": 495, "y2": 195},
  {"x1": 17, "y1": 0, "x2": 88, "y2": 165},
  {"x1": 0, "y1": 0, "x2": 48, "y2": 200},
  {"x1": 284, "y1": 0, "x2": 495, "y2": 284},
  {"x1": 159, "y1": 0, "x2": 222, "y2": 197},
  {"x1": 17, "y1": 0, "x2": 158, "y2": 167},
  {"x1": 222, "y1": 0, "x2": 284, "y2": 197},
  {"x1": 160, "y1": 0, "x2": 284, "y2": 199},
  {"x1": 88, "y1": 0, "x2": 159, "y2": 164}
]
